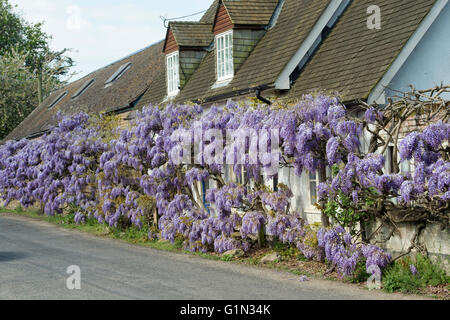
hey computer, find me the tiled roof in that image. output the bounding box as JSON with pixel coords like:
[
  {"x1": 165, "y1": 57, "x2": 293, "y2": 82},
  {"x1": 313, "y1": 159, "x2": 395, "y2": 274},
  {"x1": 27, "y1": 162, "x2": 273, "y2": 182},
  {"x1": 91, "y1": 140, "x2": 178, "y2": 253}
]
[
  {"x1": 289, "y1": 0, "x2": 437, "y2": 102},
  {"x1": 200, "y1": 0, "x2": 221, "y2": 24},
  {"x1": 4, "y1": 40, "x2": 165, "y2": 141},
  {"x1": 171, "y1": 0, "x2": 331, "y2": 104},
  {"x1": 169, "y1": 21, "x2": 214, "y2": 48},
  {"x1": 5, "y1": 0, "x2": 441, "y2": 142},
  {"x1": 138, "y1": 0, "x2": 223, "y2": 107},
  {"x1": 222, "y1": 0, "x2": 279, "y2": 25}
]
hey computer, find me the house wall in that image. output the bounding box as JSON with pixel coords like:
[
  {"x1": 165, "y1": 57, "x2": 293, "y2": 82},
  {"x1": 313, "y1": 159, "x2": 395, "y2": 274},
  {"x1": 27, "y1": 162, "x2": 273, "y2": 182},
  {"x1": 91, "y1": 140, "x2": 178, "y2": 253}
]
[
  {"x1": 278, "y1": 167, "x2": 322, "y2": 224},
  {"x1": 214, "y1": 3, "x2": 234, "y2": 35},
  {"x1": 367, "y1": 220, "x2": 450, "y2": 271},
  {"x1": 164, "y1": 30, "x2": 179, "y2": 54},
  {"x1": 358, "y1": 112, "x2": 450, "y2": 268},
  {"x1": 386, "y1": 2, "x2": 450, "y2": 100},
  {"x1": 180, "y1": 50, "x2": 207, "y2": 89},
  {"x1": 233, "y1": 29, "x2": 266, "y2": 75}
]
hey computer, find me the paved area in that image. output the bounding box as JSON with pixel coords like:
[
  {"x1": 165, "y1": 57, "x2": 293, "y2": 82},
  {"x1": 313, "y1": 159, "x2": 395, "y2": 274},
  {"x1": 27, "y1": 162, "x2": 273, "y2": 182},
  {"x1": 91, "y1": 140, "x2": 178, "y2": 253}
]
[{"x1": 0, "y1": 213, "x2": 427, "y2": 300}]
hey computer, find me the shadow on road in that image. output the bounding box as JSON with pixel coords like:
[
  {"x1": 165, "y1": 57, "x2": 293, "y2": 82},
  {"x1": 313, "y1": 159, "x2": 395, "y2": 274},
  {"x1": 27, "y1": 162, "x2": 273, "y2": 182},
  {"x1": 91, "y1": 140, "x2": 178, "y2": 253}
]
[{"x1": 0, "y1": 252, "x2": 28, "y2": 262}]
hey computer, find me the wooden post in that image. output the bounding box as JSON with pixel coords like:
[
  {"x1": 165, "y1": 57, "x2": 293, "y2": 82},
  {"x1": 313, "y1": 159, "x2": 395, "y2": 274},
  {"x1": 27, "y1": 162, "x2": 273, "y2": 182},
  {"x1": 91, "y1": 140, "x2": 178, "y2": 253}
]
[
  {"x1": 257, "y1": 224, "x2": 266, "y2": 248},
  {"x1": 318, "y1": 165, "x2": 330, "y2": 228},
  {"x1": 152, "y1": 205, "x2": 158, "y2": 227}
]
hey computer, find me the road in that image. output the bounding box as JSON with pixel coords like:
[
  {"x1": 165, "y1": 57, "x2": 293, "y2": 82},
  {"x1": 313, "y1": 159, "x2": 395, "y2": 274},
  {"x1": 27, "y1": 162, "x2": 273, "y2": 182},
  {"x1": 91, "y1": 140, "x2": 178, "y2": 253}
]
[{"x1": 0, "y1": 213, "x2": 425, "y2": 300}]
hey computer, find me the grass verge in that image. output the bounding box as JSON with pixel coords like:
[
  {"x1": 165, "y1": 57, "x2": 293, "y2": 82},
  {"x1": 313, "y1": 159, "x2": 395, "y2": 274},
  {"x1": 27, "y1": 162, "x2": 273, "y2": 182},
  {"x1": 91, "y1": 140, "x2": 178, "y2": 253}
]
[{"x1": 2, "y1": 207, "x2": 448, "y2": 299}]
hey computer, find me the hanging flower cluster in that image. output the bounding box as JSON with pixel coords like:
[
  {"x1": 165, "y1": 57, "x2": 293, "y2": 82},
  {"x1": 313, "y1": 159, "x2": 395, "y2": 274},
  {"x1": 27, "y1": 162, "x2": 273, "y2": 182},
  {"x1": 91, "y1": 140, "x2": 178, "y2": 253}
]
[{"x1": 1, "y1": 93, "x2": 447, "y2": 279}]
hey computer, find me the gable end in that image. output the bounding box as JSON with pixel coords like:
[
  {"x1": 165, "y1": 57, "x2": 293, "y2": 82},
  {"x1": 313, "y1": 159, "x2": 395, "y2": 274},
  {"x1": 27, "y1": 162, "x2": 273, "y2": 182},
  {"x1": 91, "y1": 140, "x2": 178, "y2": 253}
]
[
  {"x1": 214, "y1": 3, "x2": 234, "y2": 35},
  {"x1": 164, "y1": 29, "x2": 179, "y2": 54}
]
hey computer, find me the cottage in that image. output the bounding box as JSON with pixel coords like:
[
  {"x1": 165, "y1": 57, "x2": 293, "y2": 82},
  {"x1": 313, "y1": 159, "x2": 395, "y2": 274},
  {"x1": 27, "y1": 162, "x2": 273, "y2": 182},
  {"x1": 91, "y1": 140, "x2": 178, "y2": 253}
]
[{"x1": 3, "y1": 0, "x2": 450, "y2": 227}]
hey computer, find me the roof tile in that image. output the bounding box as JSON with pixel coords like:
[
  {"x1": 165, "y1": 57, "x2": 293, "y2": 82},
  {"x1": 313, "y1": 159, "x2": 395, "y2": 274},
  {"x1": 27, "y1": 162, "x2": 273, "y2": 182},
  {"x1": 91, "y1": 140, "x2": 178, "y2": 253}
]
[{"x1": 289, "y1": 0, "x2": 437, "y2": 102}]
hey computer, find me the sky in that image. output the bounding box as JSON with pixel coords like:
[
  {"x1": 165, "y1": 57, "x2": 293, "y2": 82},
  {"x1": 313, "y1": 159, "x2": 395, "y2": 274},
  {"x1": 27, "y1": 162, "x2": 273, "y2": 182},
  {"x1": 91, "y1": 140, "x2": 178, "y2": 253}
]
[{"x1": 10, "y1": 0, "x2": 211, "y2": 81}]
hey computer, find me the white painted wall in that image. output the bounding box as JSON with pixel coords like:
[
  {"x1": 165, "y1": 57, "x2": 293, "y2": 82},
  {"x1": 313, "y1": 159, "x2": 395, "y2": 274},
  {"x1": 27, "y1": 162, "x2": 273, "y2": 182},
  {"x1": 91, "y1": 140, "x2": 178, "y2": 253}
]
[
  {"x1": 278, "y1": 166, "x2": 322, "y2": 223},
  {"x1": 386, "y1": 2, "x2": 450, "y2": 99}
]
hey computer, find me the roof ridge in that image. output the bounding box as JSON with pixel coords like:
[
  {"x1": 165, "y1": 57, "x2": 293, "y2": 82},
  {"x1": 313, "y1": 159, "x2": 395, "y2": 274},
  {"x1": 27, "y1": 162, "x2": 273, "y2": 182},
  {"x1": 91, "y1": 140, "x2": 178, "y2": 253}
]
[
  {"x1": 170, "y1": 21, "x2": 212, "y2": 25},
  {"x1": 59, "y1": 39, "x2": 165, "y2": 91}
]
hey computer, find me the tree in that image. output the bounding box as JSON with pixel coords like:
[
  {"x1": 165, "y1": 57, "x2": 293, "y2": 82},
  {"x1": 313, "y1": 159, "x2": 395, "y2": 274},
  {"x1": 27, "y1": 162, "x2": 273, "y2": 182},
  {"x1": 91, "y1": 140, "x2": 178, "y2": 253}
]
[
  {"x1": 0, "y1": 50, "x2": 38, "y2": 139},
  {"x1": 0, "y1": 0, "x2": 74, "y2": 140}
]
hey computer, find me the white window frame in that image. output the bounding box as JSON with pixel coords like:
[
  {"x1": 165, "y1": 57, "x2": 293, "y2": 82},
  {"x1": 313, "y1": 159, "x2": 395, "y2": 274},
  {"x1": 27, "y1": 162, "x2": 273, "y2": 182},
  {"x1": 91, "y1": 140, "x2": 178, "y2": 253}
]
[
  {"x1": 308, "y1": 171, "x2": 320, "y2": 210},
  {"x1": 215, "y1": 30, "x2": 234, "y2": 82},
  {"x1": 166, "y1": 51, "x2": 180, "y2": 97}
]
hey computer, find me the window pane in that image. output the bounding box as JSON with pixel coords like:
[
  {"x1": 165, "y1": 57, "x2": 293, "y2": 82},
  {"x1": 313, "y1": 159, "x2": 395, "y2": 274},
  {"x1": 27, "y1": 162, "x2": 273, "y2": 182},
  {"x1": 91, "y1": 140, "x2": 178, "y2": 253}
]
[
  {"x1": 310, "y1": 182, "x2": 317, "y2": 205},
  {"x1": 227, "y1": 45, "x2": 232, "y2": 76},
  {"x1": 220, "y1": 48, "x2": 224, "y2": 77},
  {"x1": 175, "y1": 54, "x2": 179, "y2": 89},
  {"x1": 217, "y1": 33, "x2": 233, "y2": 80},
  {"x1": 167, "y1": 53, "x2": 179, "y2": 94},
  {"x1": 224, "y1": 46, "x2": 229, "y2": 75}
]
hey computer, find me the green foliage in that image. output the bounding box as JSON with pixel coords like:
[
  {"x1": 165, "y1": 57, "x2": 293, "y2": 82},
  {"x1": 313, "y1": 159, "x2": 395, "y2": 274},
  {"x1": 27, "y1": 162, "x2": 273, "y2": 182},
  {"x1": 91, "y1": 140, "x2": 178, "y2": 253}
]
[
  {"x1": 221, "y1": 254, "x2": 233, "y2": 262},
  {"x1": 112, "y1": 225, "x2": 148, "y2": 241},
  {"x1": 383, "y1": 254, "x2": 449, "y2": 293},
  {"x1": 89, "y1": 113, "x2": 123, "y2": 143},
  {"x1": 0, "y1": 0, "x2": 47, "y2": 56},
  {"x1": 272, "y1": 240, "x2": 306, "y2": 261},
  {"x1": 0, "y1": 0, "x2": 74, "y2": 140},
  {"x1": 0, "y1": 0, "x2": 73, "y2": 73},
  {"x1": 0, "y1": 51, "x2": 39, "y2": 139},
  {"x1": 174, "y1": 233, "x2": 185, "y2": 249},
  {"x1": 324, "y1": 165, "x2": 373, "y2": 234},
  {"x1": 350, "y1": 259, "x2": 370, "y2": 283}
]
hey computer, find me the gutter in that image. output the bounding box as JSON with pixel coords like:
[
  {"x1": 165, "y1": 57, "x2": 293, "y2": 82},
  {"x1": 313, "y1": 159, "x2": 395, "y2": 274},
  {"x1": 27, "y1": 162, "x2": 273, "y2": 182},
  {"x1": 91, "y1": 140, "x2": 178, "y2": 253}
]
[
  {"x1": 194, "y1": 84, "x2": 275, "y2": 104},
  {"x1": 20, "y1": 130, "x2": 50, "y2": 141},
  {"x1": 9, "y1": 102, "x2": 136, "y2": 143},
  {"x1": 256, "y1": 88, "x2": 272, "y2": 105}
]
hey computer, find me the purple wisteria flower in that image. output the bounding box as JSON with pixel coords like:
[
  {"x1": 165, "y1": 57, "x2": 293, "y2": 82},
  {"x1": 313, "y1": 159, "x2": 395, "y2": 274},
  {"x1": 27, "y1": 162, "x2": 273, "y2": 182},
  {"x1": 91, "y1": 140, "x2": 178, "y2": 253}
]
[
  {"x1": 410, "y1": 264, "x2": 418, "y2": 276},
  {"x1": 299, "y1": 275, "x2": 309, "y2": 282}
]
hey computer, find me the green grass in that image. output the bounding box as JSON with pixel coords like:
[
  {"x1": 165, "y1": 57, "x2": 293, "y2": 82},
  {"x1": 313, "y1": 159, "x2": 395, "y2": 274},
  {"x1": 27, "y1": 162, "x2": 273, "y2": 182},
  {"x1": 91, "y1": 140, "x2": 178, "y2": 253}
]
[
  {"x1": 221, "y1": 254, "x2": 233, "y2": 262},
  {"x1": 272, "y1": 239, "x2": 308, "y2": 262},
  {"x1": 2, "y1": 207, "x2": 448, "y2": 298},
  {"x1": 2, "y1": 205, "x2": 41, "y2": 217},
  {"x1": 11, "y1": 207, "x2": 225, "y2": 262},
  {"x1": 383, "y1": 254, "x2": 449, "y2": 294}
]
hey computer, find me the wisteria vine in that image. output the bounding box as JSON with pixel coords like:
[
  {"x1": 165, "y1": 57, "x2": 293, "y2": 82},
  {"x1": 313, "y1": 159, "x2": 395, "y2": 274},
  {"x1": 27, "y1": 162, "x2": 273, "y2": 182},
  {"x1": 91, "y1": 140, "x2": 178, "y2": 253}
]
[{"x1": 1, "y1": 92, "x2": 448, "y2": 278}]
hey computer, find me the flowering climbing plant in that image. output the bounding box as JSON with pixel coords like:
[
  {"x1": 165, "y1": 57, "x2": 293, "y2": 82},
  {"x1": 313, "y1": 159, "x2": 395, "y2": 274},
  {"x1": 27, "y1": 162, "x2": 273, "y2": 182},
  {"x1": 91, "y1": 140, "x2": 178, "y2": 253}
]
[
  {"x1": 1, "y1": 86, "x2": 448, "y2": 278},
  {"x1": 319, "y1": 86, "x2": 449, "y2": 247}
]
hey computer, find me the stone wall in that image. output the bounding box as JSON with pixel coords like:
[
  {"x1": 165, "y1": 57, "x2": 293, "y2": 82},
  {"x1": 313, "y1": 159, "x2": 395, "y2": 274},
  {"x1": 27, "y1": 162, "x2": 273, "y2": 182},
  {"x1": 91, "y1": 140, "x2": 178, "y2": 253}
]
[{"x1": 368, "y1": 219, "x2": 450, "y2": 271}]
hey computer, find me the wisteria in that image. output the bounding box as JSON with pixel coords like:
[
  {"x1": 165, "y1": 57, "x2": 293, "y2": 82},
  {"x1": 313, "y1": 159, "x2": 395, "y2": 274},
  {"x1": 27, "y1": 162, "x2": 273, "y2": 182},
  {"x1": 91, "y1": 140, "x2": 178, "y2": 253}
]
[
  {"x1": 319, "y1": 122, "x2": 449, "y2": 227},
  {"x1": 410, "y1": 264, "x2": 418, "y2": 276},
  {"x1": 1, "y1": 90, "x2": 448, "y2": 280}
]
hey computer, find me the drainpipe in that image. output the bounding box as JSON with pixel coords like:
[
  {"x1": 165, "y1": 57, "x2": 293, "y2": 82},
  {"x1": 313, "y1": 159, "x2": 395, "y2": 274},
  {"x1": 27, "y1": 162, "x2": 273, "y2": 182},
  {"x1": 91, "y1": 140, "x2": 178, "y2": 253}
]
[{"x1": 255, "y1": 88, "x2": 272, "y2": 105}]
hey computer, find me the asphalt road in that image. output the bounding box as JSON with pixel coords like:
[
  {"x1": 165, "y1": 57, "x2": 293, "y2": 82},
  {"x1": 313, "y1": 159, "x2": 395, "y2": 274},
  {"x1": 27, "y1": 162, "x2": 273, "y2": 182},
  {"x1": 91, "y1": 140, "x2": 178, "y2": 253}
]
[{"x1": 0, "y1": 213, "x2": 425, "y2": 300}]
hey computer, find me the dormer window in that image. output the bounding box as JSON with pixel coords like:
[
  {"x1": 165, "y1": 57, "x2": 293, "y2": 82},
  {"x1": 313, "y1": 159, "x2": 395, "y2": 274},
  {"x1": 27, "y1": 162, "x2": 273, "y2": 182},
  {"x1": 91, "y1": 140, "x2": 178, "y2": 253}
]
[
  {"x1": 166, "y1": 51, "x2": 180, "y2": 97},
  {"x1": 105, "y1": 62, "x2": 131, "y2": 88},
  {"x1": 48, "y1": 91, "x2": 68, "y2": 110},
  {"x1": 216, "y1": 30, "x2": 233, "y2": 82},
  {"x1": 71, "y1": 79, "x2": 95, "y2": 99}
]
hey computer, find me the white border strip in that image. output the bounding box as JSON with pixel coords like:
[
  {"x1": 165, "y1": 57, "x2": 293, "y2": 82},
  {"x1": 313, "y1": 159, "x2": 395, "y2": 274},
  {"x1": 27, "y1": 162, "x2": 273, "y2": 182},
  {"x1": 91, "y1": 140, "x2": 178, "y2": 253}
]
[
  {"x1": 274, "y1": 0, "x2": 349, "y2": 90},
  {"x1": 368, "y1": 0, "x2": 448, "y2": 104}
]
